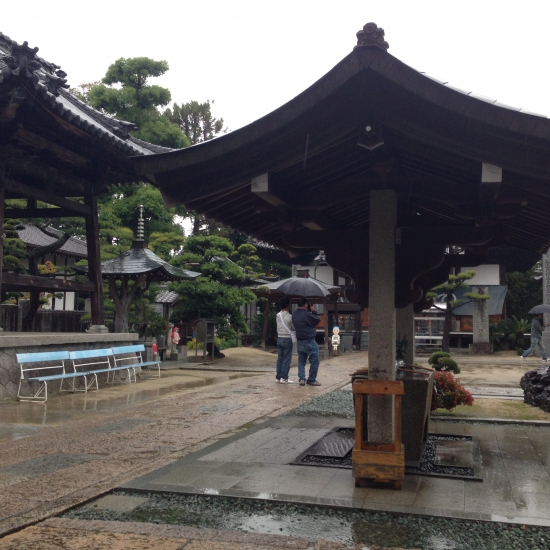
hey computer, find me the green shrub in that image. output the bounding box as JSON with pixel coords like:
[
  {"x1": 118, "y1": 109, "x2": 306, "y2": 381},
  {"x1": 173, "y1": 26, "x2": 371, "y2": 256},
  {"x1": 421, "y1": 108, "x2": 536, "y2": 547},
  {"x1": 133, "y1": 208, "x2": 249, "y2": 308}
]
[
  {"x1": 436, "y1": 357, "x2": 460, "y2": 374},
  {"x1": 428, "y1": 351, "x2": 450, "y2": 366},
  {"x1": 429, "y1": 351, "x2": 460, "y2": 374}
]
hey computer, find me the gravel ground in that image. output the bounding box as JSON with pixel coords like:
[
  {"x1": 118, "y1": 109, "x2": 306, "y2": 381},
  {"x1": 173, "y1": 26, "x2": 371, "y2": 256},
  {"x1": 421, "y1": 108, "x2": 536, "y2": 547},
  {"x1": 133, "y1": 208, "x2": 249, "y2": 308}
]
[
  {"x1": 64, "y1": 491, "x2": 550, "y2": 550},
  {"x1": 287, "y1": 390, "x2": 355, "y2": 417}
]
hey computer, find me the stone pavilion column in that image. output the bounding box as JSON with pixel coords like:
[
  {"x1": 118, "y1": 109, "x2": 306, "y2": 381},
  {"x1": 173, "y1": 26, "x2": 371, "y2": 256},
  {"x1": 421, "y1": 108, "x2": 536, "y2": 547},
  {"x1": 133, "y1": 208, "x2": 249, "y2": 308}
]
[
  {"x1": 0, "y1": 164, "x2": 4, "y2": 332},
  {"x1": 368, "y1": 189, "x2": 397, "y2": 444},
  {"x1": 471, "y1": 286, "x2": 492, "y2": 354},
  {"x1": 541, "y1": 252, "x2": 550, "y2": 353},
  {"x1": 396, "y1": 304, "x2": 415, "y2": 365}
]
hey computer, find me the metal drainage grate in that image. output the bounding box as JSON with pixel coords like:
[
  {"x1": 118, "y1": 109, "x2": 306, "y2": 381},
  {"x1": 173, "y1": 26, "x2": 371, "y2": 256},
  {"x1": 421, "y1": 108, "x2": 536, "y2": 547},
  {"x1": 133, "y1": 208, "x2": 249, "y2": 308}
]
[{"x1": 290, "y1": 428, "x2": 483, "y2": 481}]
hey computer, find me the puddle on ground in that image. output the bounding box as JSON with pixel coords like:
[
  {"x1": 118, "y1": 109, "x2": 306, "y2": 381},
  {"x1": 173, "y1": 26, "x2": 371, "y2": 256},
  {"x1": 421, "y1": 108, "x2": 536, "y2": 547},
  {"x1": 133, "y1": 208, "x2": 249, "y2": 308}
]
[
  {"x1": 63, "y1": 492, "x2": 550, "y2": 549},
  {"x1": 0, "y1": 372, "x2": 259, "y2": 430}
]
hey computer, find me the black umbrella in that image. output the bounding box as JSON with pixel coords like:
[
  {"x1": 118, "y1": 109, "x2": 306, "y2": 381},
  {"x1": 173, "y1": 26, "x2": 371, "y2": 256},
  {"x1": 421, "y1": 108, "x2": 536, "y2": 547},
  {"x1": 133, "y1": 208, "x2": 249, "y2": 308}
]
[
  {"x1": 262, "y1": 276, "x2": 339, "y2": 299},
  {"x1": 528, "y1": 305, "x2": 550, "y2": 314}
]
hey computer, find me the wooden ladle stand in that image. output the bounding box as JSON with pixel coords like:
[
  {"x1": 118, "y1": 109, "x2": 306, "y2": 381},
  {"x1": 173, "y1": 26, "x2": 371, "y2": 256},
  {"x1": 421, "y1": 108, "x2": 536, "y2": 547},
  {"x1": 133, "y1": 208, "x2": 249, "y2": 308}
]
[{"x1": 352, "y1": 379, "x2": 405, "y2": 489}]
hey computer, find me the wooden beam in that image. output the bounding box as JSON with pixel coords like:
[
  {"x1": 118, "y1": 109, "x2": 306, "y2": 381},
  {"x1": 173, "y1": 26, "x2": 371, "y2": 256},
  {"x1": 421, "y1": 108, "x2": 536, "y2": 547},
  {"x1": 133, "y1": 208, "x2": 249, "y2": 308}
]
[
  {"x1": 2, "y1": 273, "x2": 95, "y2": 292},
  {"x1": 4, "y1": 207, "x2": 81, "y2": 219},
  {"x1": 14, "y1": 126, "x2": 89, "y2": 167},
  {"x1": 5, "y1": 152, "x2": 87, "y2": 195},
  {"x1": 5, "y1": 179, "x2": 90, "y2": 215},
  {"x1": 251, "y1": 174, "x2": 288, "y2": 207}
]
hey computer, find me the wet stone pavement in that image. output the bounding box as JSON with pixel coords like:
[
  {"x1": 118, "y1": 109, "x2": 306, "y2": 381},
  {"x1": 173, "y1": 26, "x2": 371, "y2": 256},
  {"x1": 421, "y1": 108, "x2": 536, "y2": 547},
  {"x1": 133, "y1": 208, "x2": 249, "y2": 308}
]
[{"x1": 1, "y1": 348, "x2": 550, "y2": 548}]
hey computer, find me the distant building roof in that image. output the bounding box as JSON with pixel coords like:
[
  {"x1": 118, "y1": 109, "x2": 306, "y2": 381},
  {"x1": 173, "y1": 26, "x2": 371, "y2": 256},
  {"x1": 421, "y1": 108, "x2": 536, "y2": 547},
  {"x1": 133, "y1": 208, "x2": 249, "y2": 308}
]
[
  {"x1": 17, "y1": 225, "x2": 87, "y2": 258},
  {"x1": 78, "y1": 240, "x2": 201, "y2": 281}
]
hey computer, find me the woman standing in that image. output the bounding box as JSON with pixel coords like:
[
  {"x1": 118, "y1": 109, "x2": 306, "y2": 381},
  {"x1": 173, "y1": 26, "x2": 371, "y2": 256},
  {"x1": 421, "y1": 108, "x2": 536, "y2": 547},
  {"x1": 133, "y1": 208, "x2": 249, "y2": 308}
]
[{"x1": 275, "y1": 297, "x2": 295, "y2": 383}]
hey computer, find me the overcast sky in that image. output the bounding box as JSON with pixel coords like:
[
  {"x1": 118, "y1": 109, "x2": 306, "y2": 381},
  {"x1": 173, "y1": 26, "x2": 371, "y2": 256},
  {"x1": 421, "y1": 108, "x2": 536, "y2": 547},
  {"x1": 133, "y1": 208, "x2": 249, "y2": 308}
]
[{"x1": 3, "y1": 1, "x2": 550, "y2": 132}]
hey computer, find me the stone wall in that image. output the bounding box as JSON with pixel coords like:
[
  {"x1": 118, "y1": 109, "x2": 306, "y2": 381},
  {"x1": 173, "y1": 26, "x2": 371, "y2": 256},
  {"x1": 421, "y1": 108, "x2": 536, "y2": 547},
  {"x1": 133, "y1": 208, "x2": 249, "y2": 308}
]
[{"x1": 0, "y1": 332, "x2": 139, "y2": 400}]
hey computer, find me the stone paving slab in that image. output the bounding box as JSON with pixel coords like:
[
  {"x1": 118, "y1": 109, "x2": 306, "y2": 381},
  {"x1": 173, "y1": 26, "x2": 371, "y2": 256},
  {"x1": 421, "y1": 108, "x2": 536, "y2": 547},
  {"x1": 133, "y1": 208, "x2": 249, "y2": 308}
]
[{"x1": 121, "y1": 414, "x2": 550, "y2": 527}]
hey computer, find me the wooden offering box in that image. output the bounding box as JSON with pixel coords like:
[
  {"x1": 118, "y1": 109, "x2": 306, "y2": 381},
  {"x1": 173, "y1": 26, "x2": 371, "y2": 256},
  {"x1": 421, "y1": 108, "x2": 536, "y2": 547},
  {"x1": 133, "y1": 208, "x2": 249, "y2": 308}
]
[{"x1": 352, "y1": 379, "x2": 405, "y2": 489}]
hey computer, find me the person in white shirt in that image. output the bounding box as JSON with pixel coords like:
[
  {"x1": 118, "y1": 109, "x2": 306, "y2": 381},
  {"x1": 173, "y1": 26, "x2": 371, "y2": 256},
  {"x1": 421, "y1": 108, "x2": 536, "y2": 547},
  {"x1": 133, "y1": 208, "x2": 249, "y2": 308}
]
[{"x1": 275, "y1": 297, "x2": 295, "y2": 383}]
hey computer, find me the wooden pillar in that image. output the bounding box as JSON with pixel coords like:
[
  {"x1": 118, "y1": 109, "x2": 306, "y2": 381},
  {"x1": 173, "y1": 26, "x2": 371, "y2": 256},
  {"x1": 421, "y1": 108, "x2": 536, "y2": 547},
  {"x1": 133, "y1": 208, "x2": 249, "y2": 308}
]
[
  {"x1": 261, "y1": 296, "x2": 270, "y2": 350},
  {"x1": 84, "y1": 190, "x2": 107, "y2": 332},
  {"x1": 0, "y1": 164, "x2": 5, "y2": 332}
]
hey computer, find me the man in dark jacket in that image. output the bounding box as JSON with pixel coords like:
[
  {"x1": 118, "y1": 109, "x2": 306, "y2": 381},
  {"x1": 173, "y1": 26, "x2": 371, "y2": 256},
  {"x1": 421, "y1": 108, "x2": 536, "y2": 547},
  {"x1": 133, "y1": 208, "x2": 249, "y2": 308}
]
[{"x1": 292, "y1": 297, "x2": 321, "y2": 386}]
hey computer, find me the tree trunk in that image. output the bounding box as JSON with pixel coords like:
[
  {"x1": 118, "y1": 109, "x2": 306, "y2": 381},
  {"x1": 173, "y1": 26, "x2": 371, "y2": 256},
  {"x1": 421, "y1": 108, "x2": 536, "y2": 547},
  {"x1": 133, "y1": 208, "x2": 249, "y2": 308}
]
[{"x1": 109, "y1": 275, "x2": 146, "y2": 333}]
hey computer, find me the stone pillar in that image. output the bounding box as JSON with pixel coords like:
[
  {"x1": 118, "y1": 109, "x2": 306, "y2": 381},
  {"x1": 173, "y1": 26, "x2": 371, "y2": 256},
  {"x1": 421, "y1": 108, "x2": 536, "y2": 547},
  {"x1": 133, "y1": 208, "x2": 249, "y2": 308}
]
[
  {"x1": 0, "y1": 165, "x2": 5, "y2": 332},
  {"x1": 541, "y1": 252, "x2": 550, "y2": 354},
  {"x1": 470, "y1": 287, "x2": 492, "y2": 354},
  {"x1": 368, "y1": 189, "x2": 397, "y2": 444},
  {"x1": 396, "y1": 304, "x2": 415, "y2": 365}
]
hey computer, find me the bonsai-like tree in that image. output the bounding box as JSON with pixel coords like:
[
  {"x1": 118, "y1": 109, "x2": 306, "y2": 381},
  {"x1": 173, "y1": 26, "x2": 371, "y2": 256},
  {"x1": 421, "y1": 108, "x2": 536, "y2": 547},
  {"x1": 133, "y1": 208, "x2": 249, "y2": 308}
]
[{"x1": 429, "y1": 270, "x2": 490, "y2": 352}]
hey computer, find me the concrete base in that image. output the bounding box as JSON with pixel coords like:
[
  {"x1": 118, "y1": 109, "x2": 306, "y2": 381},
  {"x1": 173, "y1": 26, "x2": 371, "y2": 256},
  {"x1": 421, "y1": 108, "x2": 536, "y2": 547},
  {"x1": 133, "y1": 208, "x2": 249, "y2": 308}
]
[
  {"x1": 469, "y1": 343, "x2": 493, "y2": 355},
  {"x1": 87, "y1": 325, "x2": 109, "y2": 334}
]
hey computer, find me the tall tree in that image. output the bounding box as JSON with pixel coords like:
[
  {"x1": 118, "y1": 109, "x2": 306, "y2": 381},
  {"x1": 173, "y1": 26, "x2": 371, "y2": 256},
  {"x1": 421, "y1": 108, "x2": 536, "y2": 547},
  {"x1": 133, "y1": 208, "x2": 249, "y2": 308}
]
[
  {"x1": 169, "y1": 235, "x2": 255, "y2": 342},
  {"x1": 166, "y1": 100, "x2": 226, "y2": 235},
  {"x1": 87, "y1": 58, "x2": 189, "y2": 149},
  {"x1": 166, "y1": 100, "x2": 225, "y2": 144}
]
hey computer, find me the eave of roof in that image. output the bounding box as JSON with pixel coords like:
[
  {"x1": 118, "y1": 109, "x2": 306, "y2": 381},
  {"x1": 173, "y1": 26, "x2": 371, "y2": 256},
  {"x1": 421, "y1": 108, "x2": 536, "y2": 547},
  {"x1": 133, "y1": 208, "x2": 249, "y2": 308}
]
[{"x1": 130, "y1": 43, "x2": 550, "y2": 255}]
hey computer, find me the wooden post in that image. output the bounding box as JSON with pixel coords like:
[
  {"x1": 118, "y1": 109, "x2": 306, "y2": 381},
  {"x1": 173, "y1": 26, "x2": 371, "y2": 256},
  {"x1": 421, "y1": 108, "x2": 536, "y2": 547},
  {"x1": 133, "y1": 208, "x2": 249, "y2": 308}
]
[
  {"x1": 323, "y1": 297, "x2": 329, "y2": 355},
  {"x1": 0, "y1": 164, "x2": 5, "y2": 331},
  {"x1": 84, "y1": 190, "x2": 106, "y2": 332},
  {"x1": 261, "y1": 296, "x2": 270, "y2": 350}
]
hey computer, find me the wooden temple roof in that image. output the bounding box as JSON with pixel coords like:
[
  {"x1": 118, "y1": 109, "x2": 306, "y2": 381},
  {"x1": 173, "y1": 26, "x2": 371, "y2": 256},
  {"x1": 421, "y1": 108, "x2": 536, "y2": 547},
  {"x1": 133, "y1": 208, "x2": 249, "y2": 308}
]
[
  {"x1": 132, "y1": 29, "x2": 550, "y2": 257},
  {"x1": 0, "y1": 31, "x2": 166, "y2": 204}
]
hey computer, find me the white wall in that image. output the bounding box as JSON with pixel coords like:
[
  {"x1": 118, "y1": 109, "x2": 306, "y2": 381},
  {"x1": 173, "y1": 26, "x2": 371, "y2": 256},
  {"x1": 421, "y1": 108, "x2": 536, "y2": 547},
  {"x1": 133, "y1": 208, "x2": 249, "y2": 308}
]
[
  {"x1": 460, "y1": 265, "x2": 500, "y2": 286},
  {"x1": 293, "y1": 265, "x2": 334, "y2": 284}
]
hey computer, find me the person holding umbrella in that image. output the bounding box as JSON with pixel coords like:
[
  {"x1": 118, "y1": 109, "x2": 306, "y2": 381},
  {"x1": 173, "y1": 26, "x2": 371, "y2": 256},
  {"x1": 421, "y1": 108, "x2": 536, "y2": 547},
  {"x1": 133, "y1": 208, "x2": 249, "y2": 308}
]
[
  {"x1": 292, "y1": 297, "x2": 321, "y2": 386},
  {"x1": 522, "y1": 312, "x2": 548, "y2": 363}
]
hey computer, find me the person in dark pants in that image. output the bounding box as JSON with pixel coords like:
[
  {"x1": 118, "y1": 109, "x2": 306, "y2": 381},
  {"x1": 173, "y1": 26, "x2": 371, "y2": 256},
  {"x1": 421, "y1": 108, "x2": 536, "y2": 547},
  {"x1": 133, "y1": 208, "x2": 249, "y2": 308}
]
[
  {"x1": 275, "y1": 297, "x2": 295, "y2": 383},
  {"x1": 292, "y1": 297, "x2": 321, "y2": 386},
  {"x1": 522, "y1": 313, "x2": 548, "y2": 362}
]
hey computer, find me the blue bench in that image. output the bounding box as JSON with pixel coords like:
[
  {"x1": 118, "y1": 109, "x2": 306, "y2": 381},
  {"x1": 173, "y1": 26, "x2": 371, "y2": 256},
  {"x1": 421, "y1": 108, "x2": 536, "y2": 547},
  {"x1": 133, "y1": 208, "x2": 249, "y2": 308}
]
[
  {"x1": 111, "y1": 344, "x2": 161, "y2": 379},
  {"x1": 17, "y1": 345, "x2": 158, "y2": 403},
  {"x1": 17, "y1": 351, "x2": 91, "y2": 402},
  {"x1": 69, "y1": 348, "x2": 137, "y2": 387}
]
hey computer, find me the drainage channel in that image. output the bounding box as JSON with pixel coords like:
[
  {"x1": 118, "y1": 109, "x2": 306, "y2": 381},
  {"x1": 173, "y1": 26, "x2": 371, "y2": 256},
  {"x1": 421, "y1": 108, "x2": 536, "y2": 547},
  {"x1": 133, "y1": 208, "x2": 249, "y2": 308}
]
[{"x1": 63, "y1": 491, "x2": 550, "y2": 550}]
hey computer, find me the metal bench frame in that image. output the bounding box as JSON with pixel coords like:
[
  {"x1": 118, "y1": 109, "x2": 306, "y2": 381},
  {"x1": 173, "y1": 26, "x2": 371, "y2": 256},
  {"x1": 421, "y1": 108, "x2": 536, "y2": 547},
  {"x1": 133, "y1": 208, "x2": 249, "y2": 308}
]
[
  {"x1": 17, "y1": 351, "x2": 90, "y2": 402},
  {"x1": 111, "y1": 344, "x2": 161, "y2": 379},
  {"x1": 69, "y1": 348, "x2": 136, "y2": 387}
]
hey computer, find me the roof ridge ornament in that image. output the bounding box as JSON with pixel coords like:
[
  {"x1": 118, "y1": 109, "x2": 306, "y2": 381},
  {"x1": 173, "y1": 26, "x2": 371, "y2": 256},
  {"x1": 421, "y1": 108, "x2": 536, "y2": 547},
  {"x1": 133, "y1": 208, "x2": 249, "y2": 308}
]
[{"x1": 355, "y1": 22, "x2": 389, "y2": 51}]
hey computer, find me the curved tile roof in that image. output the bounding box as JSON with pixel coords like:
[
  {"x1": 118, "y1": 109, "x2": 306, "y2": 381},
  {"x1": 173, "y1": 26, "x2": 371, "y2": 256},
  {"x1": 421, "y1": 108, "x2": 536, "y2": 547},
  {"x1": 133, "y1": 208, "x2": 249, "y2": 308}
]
[
  {"x1": 74, "y1": 241, "x2": 200, "y2": 281},
  {"x1": 18, "y1": 225, "x2": 87, "y2": 258}
]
